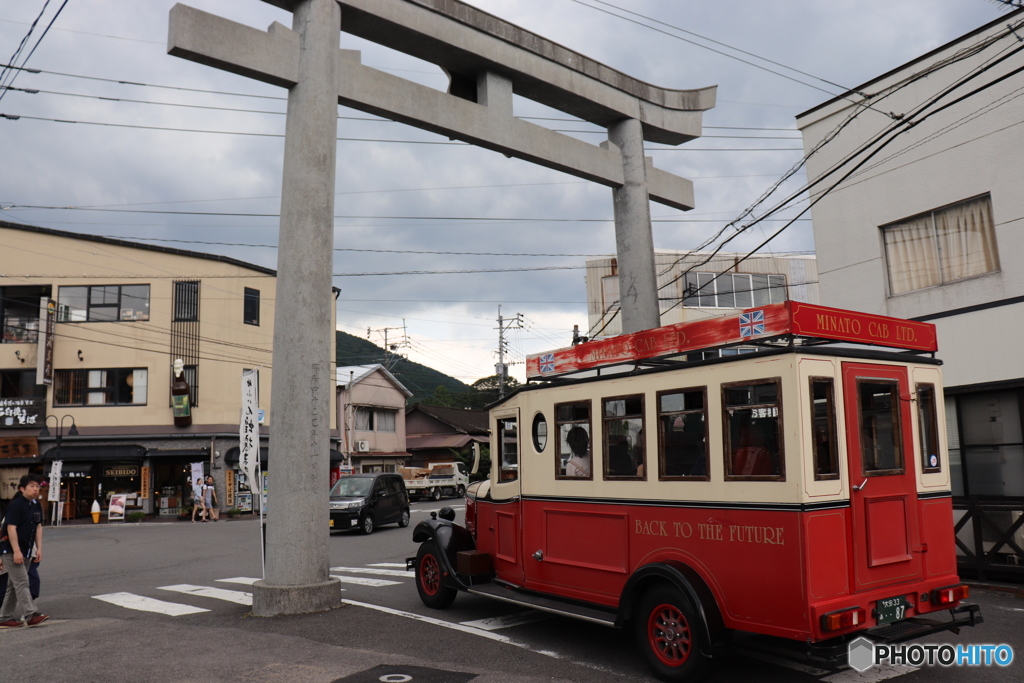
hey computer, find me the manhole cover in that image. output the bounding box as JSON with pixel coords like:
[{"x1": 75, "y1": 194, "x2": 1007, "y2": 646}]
[{"x1": 332, "y1": 664, "x2": 477, "y2": 683}]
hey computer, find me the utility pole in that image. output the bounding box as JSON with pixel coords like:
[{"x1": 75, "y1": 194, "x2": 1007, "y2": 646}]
[
  {"x1": 368, "y1": 321, "x2": 410, "y2": 372},
  {"x1": 495, "y1": 307, "x2": 523, "y2": 398}
]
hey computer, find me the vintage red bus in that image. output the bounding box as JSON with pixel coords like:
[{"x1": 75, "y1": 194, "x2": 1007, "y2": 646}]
[{"x1": 410, "y1": 301, "x2": 981, "y2": 681}]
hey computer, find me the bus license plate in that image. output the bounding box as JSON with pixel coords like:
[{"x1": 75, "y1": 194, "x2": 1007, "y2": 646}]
[{"x1": 877, "y1": 595, "x2": 910, "y2": 624}]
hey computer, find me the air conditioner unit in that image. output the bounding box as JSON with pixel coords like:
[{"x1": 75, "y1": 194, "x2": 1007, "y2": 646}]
[{"x1": 355, "y1": 441, "x2": 370, "y2": 452}]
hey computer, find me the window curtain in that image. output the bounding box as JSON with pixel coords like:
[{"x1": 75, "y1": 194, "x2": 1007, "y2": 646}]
[
  {"x1": 354, "y1": 407, "x2": 372, "y2": 430},
  {"x1": 376, "y1": 409, "x2": 396, "y2": 433},
  {"x1": 935, "y1": 195, "x2": 998, "y2": 283},
  {"x1": 883, "y1": 214, "x2": 940, "y2": 295}
]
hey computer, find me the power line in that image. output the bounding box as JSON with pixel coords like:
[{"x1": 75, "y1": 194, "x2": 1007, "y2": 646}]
[{"x1": 0, "y1": 1, "x2": 69, "y2": 103}]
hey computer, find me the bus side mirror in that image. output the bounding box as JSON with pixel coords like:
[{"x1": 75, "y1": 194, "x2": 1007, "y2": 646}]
[{"x1": 471, "y1": 442, "x2": 481, "y2": 475}]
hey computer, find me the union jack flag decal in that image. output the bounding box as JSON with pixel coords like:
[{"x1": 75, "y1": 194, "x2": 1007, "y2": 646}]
[
  {"x1": 739, "y1": 309, "x2": 765, "y2": 337},
  {"x1": 539, "y1": 353, "x2": 556, "y2": 373}
]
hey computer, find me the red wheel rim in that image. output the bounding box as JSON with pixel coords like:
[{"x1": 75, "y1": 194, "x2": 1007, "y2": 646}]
[
  {"x1": 647, "y1": 602, "x2": 692, "y2": 667},
  {"x1": 420, "y1": 554, "x2": 441, "y2": 596}
]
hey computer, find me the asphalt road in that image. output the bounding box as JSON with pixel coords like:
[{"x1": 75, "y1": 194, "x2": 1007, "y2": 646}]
[{"x1": 5, "y1": 500, "x2": 1022, "y2": 683}]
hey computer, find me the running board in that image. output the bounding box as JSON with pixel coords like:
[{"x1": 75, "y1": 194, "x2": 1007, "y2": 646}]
[{"x1": 467, "y1": 583, "x2": 617, "y2": 627}]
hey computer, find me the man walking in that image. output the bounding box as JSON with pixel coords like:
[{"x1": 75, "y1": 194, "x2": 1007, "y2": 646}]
[{"x1": 0, "y1": 474, "x2": 47, "y2": 628}]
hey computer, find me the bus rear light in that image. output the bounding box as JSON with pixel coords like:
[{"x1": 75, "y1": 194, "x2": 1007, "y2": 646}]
[
  {"x1": 932, "y1": 584, "x2": 969, "y2": 605},
  {"x1": 821, "y1": 607, "x2": 866, "y2": 632}
]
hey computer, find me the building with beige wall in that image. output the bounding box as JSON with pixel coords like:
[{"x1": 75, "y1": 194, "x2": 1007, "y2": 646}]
[
  {"x1": 585, "y1": 251, "x2": 819, "y2": 342},
  {"x1": 0, "y1": 220, "x2": 336, "y2": 520},
  {"x1": 336, "y1": 364, "x2": 411, "y2": 474}
]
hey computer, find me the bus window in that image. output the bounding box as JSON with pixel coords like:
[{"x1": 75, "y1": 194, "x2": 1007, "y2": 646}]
[
  {"x1": 723, "y1": 379, "x2": 784, "y2": 480},
  {"x1": 603, "y1": 395, "x2": 645, "y2": 479},
  {"x1": 532, "y1": 412, "x2": 548, "y2": 453},
  {"x1": 857, "y1": 380, "x2": 903, "y2": 474},
  {"x1": 555, "y1": 401, "x2": 592, "y2": 479},
  {"x1": 917, "y1": 383, "x2": 941, "y2": 473},
  {"x1": 498, "y1": 417, "x2": 519, "y2": 482},
  {"x1": 658, "y1": 388, "x2": 708, "y2": 480},
  {"x1": 810, "y1": 378, "x2": 839, "y2": 480}
]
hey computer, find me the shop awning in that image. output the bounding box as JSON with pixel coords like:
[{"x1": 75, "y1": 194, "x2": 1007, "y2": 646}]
[
  {"x1": 223, "y1": 448, "x2": 343, "y2": 465},
  {"x1": 42, "y1": 445, "x2": 146, "y2": 461},
  {"x1": 147, "y1": 448, "x2": 209, "y2": 458}
]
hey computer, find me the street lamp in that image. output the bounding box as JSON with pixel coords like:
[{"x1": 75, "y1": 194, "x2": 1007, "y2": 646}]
[{"x1": 39, "y1": 414, "x2": 78, "y2": 525}]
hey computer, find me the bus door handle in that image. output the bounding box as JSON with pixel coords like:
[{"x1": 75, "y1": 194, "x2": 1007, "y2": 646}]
[
  {"x1": 853, "y1": 479, "x2": 868, "y2": 491},
  {"x1": 532, "y1": 550, "x2": 544, "y2": 561}
]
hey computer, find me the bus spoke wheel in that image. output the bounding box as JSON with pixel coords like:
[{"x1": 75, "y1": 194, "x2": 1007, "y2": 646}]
[
  {"x1": 648, "y1": 603, "x2": 692, "y2": 666},
  {"x1": 635, "y1": 586, "x2": 710, "y2": 681},
  {"x1": 415, "y1": 541, "x2": 457, "y2": 609}
]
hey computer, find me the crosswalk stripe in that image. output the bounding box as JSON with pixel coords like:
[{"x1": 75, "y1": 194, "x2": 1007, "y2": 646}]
[
  {"x1": 216, "y1": 577, "x2": 260, "y2": 586},
  {"x1": 329, "y1": 566, "x2": 410, "y2": 578},
  {"x1": 459, "y1": 611, "x2": 551, "y2": 631},
  {"x1": 93, "y1": 592, "x2": 209, "y2": 616},
  {"x1": 330, "y1": 574, "x2": 402, "y2": 587},
  {"x1": 158, "y1": 584, "x2": 253, "y2": 605}
]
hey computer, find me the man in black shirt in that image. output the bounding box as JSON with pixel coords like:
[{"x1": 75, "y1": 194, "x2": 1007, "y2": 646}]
[{"x1": 0, "y1": 474, "x2": 47, "y2": 628}]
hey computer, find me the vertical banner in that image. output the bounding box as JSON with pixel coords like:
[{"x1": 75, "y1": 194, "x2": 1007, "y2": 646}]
[
  {"x1": 225, "y1": 469, "x2": 235, "y2": 508},
  {"x1": 239, "y1": 369, "x2": 259, "y2": 492},
  {"x1": 36, "y1": 298, "x2": 55, "y2": 386},
  {"x1": 190, "y1": 461, "x2": 205, "y2": 495},
  {"x1": 48, "y1": 460, "x2": 62, "y2": 502},
  {"x1": 140, "y1": 466, "x2": 151, "y2": 499}
]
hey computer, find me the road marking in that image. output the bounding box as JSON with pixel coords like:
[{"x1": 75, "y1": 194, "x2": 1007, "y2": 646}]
[
  {"x1": 331, "y1": 574, "x2": 402, "y2": 587},
  {"x1": 459, "y1": 610, "x2": 551, "y2": 631},
  {"x1": 93, "y1": 592, "x2": 209, "y2": 616},
  {"x1": 367, "y1": 563, "x2": 408, "y2": 568},
  {"x1": 330, "y1": 566, "x2": 411, "y2": 578},
  {"x1": 822, "y1": 664, "x2": 918, "y2": 682},
  {"x1": 158, "y1": 584, "x2": 253, "y2": 606},
  {"x1": 217, "y1": 577, "x2": 260, "y2": 586}
]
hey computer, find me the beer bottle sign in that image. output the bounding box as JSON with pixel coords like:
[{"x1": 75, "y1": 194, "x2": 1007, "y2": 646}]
[{"x1": 171, "y1": 358, "x2": 193, "y2": 427}]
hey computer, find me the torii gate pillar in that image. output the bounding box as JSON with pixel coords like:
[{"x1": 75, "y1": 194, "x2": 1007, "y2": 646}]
[{"x1": 261, "y1": 0, "x2": 341, "y2": 616}]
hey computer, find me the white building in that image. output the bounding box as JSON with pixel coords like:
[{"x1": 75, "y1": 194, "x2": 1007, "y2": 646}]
[
  {"x1": 585, "y1": 251, "x2": 819, "y2": 340},
  {"x1": 796, "y1": 10, "x2": 1024, "y2": 577}
]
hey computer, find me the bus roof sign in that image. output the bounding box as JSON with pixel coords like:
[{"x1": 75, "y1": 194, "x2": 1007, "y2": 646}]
[{"x1": 527, "y1": 301, "x2": 937, "y2": 379}]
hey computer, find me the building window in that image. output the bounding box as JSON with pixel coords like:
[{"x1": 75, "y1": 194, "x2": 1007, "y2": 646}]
[
  {"x1": 54, "y1": 368, "x2": 148, "y2": 406},
  {"x1": 555, "y1": 401, "x2": 592, "y2": 479},
  {"x1": 1, "y1": 285, "x2": 50, "y2": 343},
  {"x1": 683, "y1": 272, "x2": 787, "y2": 308},
  {"x1": 810, "y1": 378, "x2": 839, "y2": 480},
  {"x1": 181, "y1": 364, "x2": 199, "y2": 408},
  {"x1": 355, "y1": 407, "x2": 374, "y2": 431},
  {"x1": 658, "y1": 388, "x2": 707, "y2": 479},
  {"x1": 244, "y1": 288, "x2": 260, "y2": 326},
  {"x1": 723, "y1": 379, "x2": 784, "y2": 479},
  {"x1": 956, "y1": 391, "x2": 1024, "y2": 497},
  {"x1": 603, "y1": 395, "x2": 644, "y2": 479},
  {"x1": 57, "y1": 284, "x2": 150, "y2": 322},
  {"x1": 376, "y1": 409, "x2": 396, "y2": 433},
  {"x1": 882, "y1": 194, "x2": 999, "y2": 296},
  {"x1": 354, "y1": 408, "x2": 396, "y2": 432},
  {"x1": 173, "y1": 280, "x2": 200, "y2": 322}
]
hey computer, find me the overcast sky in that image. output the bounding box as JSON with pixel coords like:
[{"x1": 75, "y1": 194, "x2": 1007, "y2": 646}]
[{"x1": 0, "y1": 0, "x2": 1010, "y2": 384}]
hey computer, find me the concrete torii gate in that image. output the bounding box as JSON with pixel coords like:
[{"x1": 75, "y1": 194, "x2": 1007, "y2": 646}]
[{"x1": 169, "y1": 0, "x2": 715, "y2": 616}]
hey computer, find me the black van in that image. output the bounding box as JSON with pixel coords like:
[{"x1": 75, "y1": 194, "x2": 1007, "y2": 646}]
[{"x1": 329, "y1": 473, "x2": 410, "y2": 534}]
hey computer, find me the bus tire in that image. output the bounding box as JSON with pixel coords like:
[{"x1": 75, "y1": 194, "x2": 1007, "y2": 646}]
[
  {"x1": 634, "y1": 585, "x2": 710, "y2": 682},
  {"x1": 415, "y1": 541, "x2": 457, "y2": 609}
]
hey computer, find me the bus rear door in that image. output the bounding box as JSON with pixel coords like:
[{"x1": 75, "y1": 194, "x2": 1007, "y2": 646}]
[{"x1": 842, "y1": 363, "x2": 924, "y2": 592}]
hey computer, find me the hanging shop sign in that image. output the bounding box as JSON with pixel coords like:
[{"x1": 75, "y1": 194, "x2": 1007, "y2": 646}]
[
  {"x1": 0, "y1": 399, "x2": 45, "y2": 429},
  {"x1": 103, "y1": 464, "x2": 140, "y2": 478},
  {"x1": 36, "y1": 297, "x2": 55, "y2": 386},
  {"x1": 0, "y1": 436, "x2": 38, "y2": 458}
]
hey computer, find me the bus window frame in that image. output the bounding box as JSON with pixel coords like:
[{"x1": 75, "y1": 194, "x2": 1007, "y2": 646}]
[
  {"x1": 916, "y1": 382, "x2": 942, "y2": 474},
  {"x1": 809, "y1": 376, "x2": 840, "y2": 481},
  {"x1": 554, "y1": 400, "x2": 593, "y2": 481},
  {"x1": 722, "y1": 377, "x2": 786, "y2": 482},
  {"x1": 656, "y1": 386, "x2": 710, "y2": 481},
  {"x1": 602, "y1": 393, "x2": 646, "y2": 481},
  {"x1": 855, "y1": 378, "x2": 905, "y2": 478},
  {"x1": 496, "y1": 414, "x2": 520, "y2": 483}
]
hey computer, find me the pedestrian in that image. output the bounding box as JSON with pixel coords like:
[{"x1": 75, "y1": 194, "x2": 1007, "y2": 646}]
[
  {"x1": 0, "y1": 474, "x2": 48, "y2": 628},
  {"x1": 191, "y1": 477, "x2": 206, "y2": 523},
  {"x1": 204, "y1": 475, "x2": 219, "y2": 522}
]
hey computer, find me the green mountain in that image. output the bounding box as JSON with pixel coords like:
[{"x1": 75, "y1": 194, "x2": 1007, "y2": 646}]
[{"x1": 335, "y1": 329, "x2": 472, "y2": 403}]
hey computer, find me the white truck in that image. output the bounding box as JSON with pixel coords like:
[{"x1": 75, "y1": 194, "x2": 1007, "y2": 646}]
[{"x1": 400, "y1": 461, "x2": 469, "y2": 501}]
